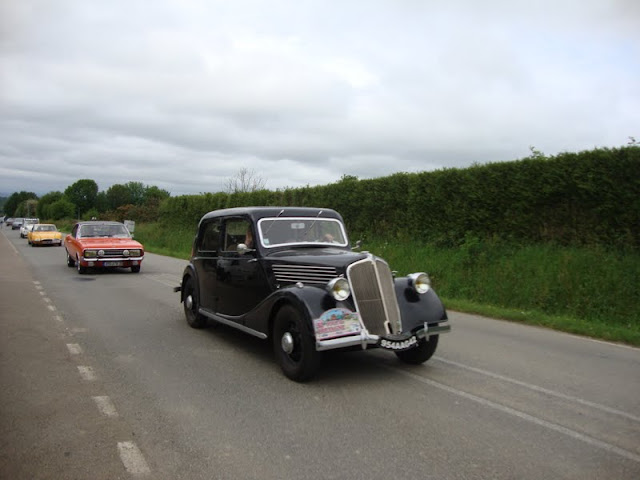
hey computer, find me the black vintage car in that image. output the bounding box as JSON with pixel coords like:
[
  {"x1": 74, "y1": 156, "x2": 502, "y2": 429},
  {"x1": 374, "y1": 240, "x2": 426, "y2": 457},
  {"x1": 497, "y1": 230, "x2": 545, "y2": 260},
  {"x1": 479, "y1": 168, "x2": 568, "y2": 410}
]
[{"x1": 176, "y1": 207, "x2": 450, "y2": 381}]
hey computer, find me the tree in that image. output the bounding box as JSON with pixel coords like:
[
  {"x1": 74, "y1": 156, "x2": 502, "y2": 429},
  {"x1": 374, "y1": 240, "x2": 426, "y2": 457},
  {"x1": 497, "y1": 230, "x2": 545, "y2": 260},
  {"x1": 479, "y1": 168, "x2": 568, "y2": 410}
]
[
  {"x1": 15, "y1": 199, "x2": 38, "y2": 217},
  {"x1": 48, "y1": 198, "x2": 76, "y2": 220},
  {"x1": 64, "y1": 179, "x2": 98, "y2": 217},
  {"x1": 106, "y1": 183, "x2": 132, "y2": 210},
  {"x1": 125, "y1": 181, "x2": 146, "y2": 205},
  {"x1": 225, "y1": 168, "x2": 266, "y2": 194},
  {"x1": 4, "y1": 191, "x2": 38, "y2": 216},
  {"x1": 37, "y1": 191, "x2": 64, "y2": 218},
  {"x1": 143, "y1": 185, "x2": 170, "y2": 205}
]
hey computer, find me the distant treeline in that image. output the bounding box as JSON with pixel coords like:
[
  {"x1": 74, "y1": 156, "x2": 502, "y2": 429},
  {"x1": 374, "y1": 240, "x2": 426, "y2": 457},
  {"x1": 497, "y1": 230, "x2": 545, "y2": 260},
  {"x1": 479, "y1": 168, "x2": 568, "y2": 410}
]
[{"x1": 160, "y1": 146, "x2": 640, "y2": 250}]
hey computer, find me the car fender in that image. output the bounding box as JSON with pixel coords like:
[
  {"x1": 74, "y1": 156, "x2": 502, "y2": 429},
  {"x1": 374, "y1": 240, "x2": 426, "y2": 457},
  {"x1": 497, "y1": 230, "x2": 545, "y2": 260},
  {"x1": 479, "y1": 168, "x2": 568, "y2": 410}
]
[
  {"x1": 394, "y1": 277, "x2": 448, "y2": 333},
  {"x1": 244, "y1": 285, "x2": 336, "y2": 339},
  {"x1": 179, "y1": 264, "x2": 200, "y2": 304}
]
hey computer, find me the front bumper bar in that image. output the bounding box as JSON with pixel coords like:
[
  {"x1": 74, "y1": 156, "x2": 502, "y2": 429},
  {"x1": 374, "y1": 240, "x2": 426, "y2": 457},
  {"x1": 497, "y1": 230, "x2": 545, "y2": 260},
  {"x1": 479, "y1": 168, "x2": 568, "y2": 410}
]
[{"x1": 315, "y1": 322, "x2": 451, "y2": 352}]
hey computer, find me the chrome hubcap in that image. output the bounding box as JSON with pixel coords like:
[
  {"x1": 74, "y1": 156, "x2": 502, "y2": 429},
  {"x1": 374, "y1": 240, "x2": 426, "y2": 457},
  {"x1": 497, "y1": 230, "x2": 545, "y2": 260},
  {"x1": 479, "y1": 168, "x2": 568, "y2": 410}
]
[
  {"x1": 281, "y1": 332, "x2": 294, "y2": 354},
  {"x1": 185, "y1": 295, "x2": 193, "y2": 310}
]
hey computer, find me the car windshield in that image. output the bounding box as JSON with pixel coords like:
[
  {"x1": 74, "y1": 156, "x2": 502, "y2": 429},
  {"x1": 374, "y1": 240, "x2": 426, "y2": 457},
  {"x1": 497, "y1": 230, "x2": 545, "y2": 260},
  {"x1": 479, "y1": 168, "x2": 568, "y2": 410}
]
[
  {"x1": 35, "y1": 225, "x2": 57, "y2": 232},
  {"x1": 79, "y1": 224, "x2": 131, "y2": 238},
  {"x1": 257, "y1": 217, "x2": 348, "y2": 248}
]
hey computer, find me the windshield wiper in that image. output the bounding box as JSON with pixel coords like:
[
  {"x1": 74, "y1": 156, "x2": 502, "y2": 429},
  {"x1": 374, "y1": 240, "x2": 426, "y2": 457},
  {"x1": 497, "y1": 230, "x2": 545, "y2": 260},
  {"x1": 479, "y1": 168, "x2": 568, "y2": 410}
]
[{"x1": 301, "y1": 210, "x2": 323, "y2": 240}]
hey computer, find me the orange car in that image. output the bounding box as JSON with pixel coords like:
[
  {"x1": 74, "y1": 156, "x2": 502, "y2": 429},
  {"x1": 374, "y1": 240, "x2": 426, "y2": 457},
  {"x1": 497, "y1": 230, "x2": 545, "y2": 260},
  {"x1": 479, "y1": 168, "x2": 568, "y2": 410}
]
[{"x1": 64, "y1": 221, "x2": 144, "y2": 274}]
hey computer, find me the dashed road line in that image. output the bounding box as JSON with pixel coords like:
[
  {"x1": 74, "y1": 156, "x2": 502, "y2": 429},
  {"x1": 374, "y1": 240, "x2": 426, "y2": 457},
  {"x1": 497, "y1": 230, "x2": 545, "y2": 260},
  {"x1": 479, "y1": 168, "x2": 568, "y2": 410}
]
[
  {"x1": 117, "y1": 441, "x2": 151, "y2": 475},
  {"x1": 92, "y1": 396, "x2": 119, "y2": 418},
  {"x1": 77, "y1": 366, "x2": 97, "y2": 381},
  {"x1": 66, "y1": 343, "x2": 83, "y2": 355}
]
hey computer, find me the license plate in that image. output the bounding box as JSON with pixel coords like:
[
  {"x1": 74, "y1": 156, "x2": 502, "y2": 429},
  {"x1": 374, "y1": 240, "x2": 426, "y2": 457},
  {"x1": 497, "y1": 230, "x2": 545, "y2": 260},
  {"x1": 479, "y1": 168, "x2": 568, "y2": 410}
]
[
  {"x1": 379, "y1": 335, "x2": 418, "y2": 351},
  {"x1": 103, "y1": 261, "x2": 123, "y2": 267}
]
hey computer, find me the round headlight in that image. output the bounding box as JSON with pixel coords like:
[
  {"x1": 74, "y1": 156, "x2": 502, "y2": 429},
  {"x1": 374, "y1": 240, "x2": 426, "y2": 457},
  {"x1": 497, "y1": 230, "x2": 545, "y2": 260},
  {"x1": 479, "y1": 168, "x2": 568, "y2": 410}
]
[
  {"x1": 123, "y1": 249, "x2": 130, "y2": 257},
  {"x1": 409, "y1": 272, "x2": 431, "y2": 294},
  {"x1": 327, "y1": 277, "x2": 351, "y2": 301}
]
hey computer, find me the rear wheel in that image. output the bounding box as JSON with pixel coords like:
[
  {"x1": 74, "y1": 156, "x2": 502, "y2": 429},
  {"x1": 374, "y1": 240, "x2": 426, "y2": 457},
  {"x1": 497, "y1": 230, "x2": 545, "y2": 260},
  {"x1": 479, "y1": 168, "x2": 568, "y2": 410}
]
[
  {"x1": 395, "y1": 335, "x2": 439, "y2": 365},
  {"x1": 183, "y1": 277, "x2": 207, "y2": 329},
  {"x1": 273, "y1": 305, "x2": 321, "y2": 382}
]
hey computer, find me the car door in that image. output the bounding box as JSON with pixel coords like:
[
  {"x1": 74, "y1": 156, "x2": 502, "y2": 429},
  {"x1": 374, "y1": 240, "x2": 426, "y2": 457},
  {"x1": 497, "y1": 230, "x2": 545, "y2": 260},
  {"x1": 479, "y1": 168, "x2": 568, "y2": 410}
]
[
  {"x1": 65, "y1": 224, "x2": 80, "y2": 258},
  {"x1": 192, "y1": 218, "x2": 221, "y2": 312},
  {"x1": 215, "y1": 217, "x2": 268, "y2": 318}
]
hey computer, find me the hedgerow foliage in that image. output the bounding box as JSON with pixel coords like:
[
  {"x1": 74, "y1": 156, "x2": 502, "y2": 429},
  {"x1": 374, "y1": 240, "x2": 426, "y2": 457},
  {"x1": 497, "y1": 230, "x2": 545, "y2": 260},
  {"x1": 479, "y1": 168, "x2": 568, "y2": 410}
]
[{"x1": 159, "y1": 146, "x2": 640, "y2": 249}]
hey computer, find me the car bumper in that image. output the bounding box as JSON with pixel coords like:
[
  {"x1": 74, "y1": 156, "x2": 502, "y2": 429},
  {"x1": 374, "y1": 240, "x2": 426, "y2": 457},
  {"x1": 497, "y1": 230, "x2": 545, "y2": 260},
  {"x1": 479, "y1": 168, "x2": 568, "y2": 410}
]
[
  {"x1": 33, "y1": 239, "x2": 62, "y2": 245},
  {"x1": 315, "y1": 322, "x2": 451, "y2": 352},
  {"x1": 78, "y1": 257, "x2": 144, "y2": 268}
]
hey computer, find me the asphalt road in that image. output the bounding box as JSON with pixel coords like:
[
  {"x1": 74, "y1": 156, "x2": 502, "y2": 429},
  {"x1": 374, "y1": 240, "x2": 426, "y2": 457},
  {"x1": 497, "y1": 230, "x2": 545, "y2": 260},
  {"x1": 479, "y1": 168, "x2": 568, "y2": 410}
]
[{"x1": 1, "y1": 227, "x2": 639, "y2": 480}]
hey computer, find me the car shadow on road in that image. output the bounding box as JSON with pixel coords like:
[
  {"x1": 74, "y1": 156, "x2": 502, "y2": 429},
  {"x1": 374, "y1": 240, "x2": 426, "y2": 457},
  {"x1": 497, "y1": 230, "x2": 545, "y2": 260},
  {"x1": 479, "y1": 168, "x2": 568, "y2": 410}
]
[{"x1": 194, "y1": 319, "x2": 408, "y2": 384}]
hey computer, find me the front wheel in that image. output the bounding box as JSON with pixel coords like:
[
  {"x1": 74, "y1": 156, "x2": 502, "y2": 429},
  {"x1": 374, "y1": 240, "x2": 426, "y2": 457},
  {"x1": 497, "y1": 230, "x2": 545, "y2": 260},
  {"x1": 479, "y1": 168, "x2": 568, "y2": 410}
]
[
  {"x1": 273, "y1": 305, "x2": 321, "y2": 382},
  {"x1": 77, "y1": 257, "x2": 87, "y2": 274},
  {"x1": 66, "y1": 250, "x2": 75, "y2": 267},
  {"x1": 395, "y1": 335, "x2": 439, "y2": 365},
  {"x1": 131, "y1": 265, "x2": 141, "y2": 273},
  {"x1": 182, "y1": 277, "x2": 207, "y2": 329}
]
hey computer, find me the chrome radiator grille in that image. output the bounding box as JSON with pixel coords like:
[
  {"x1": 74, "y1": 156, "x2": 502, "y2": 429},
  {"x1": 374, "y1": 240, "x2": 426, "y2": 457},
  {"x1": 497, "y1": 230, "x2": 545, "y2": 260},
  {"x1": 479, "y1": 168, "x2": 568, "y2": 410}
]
[
  {"x1": 347, "y1": 258, "x2": 401, "y2": 336},
  {"x1": 100, "y1": 249, "x2": 126, "y2": 258},
  {"x1": 272, "y1": 264, "x2": 337, "y2": 285}
]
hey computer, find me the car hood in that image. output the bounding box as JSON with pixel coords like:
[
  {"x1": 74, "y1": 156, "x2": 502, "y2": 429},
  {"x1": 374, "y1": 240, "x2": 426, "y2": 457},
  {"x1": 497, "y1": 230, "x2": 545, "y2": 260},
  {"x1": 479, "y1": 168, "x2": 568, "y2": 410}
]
[
  {"x1": 32, "y1": 232, "x2": 62, "y2": 238},
  {"x1": 72, "y1": 238, "x2": 143, "y2": 249},
  {"x1": 265, "y1": 247, "x2": 369, "y2": 269}
]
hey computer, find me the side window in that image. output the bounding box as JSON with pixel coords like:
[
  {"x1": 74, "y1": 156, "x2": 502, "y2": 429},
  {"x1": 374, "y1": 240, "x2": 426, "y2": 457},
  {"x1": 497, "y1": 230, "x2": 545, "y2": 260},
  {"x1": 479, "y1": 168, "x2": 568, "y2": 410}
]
[
  {"x1": 223, "y1": 218, "x2": 253, "y2": 252},
  {"x1": 72, "y1": 224, "x2": 79, "y2": 238},
  {"x1": 199, "y1": 220, "x2": 221, "y2": 252}
]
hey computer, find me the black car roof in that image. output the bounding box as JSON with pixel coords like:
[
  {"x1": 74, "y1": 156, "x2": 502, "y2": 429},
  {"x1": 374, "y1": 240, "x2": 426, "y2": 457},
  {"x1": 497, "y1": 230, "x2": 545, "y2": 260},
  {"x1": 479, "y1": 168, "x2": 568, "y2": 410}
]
[{"x1": 200, "y1": 207, "x2": 344, "y2": 223}]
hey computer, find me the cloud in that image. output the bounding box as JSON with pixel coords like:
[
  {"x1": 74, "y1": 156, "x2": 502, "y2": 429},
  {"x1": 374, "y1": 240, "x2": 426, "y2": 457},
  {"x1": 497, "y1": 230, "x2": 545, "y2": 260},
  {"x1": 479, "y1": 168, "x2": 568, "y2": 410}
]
[{"x1": 1, "y1": 0, "x2": 638, "y2": 197}]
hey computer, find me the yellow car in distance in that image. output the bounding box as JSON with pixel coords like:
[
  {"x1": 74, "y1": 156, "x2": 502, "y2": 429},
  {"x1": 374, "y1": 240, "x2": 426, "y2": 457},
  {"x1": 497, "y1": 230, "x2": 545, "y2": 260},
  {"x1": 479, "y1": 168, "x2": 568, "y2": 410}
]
[{"x1": 28, "y1": 224, "x2": 63, "y2": 247}]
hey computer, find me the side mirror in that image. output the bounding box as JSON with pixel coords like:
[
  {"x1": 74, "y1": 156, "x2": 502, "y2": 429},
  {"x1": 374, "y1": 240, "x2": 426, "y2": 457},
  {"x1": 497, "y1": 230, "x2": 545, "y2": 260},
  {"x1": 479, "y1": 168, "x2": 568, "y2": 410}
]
[
  {"x1": 237, "y1": 243, "x2": 255, "y2": 255},
  {"x1": 352, "y1": 239, "x2": 362, "y2": 251}
]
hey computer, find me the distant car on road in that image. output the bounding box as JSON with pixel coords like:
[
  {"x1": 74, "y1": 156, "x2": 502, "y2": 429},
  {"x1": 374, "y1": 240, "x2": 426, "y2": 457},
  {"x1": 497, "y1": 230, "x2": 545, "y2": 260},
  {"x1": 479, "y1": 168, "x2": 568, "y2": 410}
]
[
  {"x1": 11, "y1": 218, "x2": 24, "y2": 230},
  {"x1": 176, "y1": 206, "x2": 450, "y2": 381},
  {"x1": 20, "y1": 218, "x2": 39, "y2": 238},
  {"x1": 4, "y1": 217, "x2": 14, "y2": 226},
  {"x1": 28, "y1": 224, "x2": 63, "y2": 246},
  {"x1": 64, "y1": 221, "x2": 144, "y2": 274}
]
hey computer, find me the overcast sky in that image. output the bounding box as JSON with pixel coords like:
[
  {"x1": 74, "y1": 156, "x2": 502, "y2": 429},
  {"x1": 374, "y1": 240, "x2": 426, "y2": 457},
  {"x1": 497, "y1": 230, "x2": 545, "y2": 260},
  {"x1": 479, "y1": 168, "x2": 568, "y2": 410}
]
[{"x1": 1, "y1": 0, "x2": 638, "y2": 197}]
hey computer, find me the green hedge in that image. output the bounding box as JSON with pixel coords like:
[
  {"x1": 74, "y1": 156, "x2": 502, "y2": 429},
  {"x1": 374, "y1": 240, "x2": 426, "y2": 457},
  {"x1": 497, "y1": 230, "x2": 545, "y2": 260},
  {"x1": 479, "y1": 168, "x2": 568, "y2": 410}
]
[{"x1": 159, "y1": 146, "x2": 640, "y2": 249}]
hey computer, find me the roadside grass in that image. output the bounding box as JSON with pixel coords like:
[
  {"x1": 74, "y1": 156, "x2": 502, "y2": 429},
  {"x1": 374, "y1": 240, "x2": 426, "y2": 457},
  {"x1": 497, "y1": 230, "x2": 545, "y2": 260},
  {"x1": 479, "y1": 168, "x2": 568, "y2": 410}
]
[
  {"x1": 361, "y1": 237, "x2": 640, "y2": 347},
  {"x1": 126, "y1": 222, "x2": 640, "y2": 347},
  {"x1": 133, "y1": 222, "x2": 193, "y2": 260}
]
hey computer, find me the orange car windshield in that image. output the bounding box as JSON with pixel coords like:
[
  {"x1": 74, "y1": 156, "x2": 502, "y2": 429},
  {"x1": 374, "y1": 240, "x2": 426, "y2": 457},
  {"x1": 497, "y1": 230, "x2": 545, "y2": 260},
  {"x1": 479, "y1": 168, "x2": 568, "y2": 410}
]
[{"x1": 79, "y1": 224, "x2": 130, "y2": 238}]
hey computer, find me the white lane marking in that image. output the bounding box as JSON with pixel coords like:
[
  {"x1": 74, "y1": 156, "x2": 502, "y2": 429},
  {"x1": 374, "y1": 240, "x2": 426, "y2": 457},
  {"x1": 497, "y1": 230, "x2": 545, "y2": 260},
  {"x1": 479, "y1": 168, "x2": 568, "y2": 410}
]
[
  {"x1": 435, "y1": 357, "x2": 640, "y2": 423},
  {"x1": 33, "y1": 281, "x2": 41, "y2": 286},
  {"x1": 77, "y1": 366, "x2": 96, "y2": 381},
  {"x1": 39, "y1": 291, "x2": 46, "y2": 296},
  {"x1": 117, "y1": 441, "x2": 151, "y2": 475},
  {"x1": 54, "y1": 315, "x2": 63, "y2": 322},
  {"x1": 92, "y1": 396, "x2": 119, "y2": 418},
  {"x1": 386, "y1": 365, "x2": 640, "y2": 464},
  {"x1": 66, "y1": 343, "x2": 83, "y2": 355},
  {"x1": 43, "y1": 297, "x2": 51, "y2": 303}
]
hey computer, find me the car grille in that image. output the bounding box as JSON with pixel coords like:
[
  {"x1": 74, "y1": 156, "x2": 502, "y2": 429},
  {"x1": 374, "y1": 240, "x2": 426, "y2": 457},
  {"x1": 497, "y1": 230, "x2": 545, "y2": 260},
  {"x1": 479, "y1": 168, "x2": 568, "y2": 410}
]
[
  {"x1": 347, "y1": 258, "x2": 401, "y2": 336},
  {"x1": 272, "y1": 264, "x2": 337, "y2": 285},
  {"x1": 99, "y1": 249, "x2": 125, "y2": 258}
]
